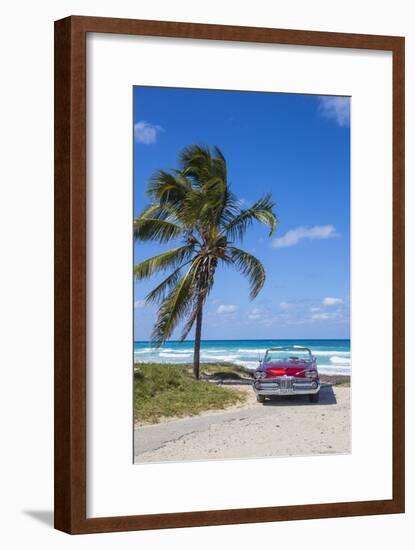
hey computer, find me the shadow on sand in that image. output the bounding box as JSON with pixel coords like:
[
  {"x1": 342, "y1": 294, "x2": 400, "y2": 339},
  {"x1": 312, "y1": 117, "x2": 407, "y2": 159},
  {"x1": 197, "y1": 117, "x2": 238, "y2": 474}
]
[{"x1": 262, "y1": 383, "x2": 338, "y2": 407}]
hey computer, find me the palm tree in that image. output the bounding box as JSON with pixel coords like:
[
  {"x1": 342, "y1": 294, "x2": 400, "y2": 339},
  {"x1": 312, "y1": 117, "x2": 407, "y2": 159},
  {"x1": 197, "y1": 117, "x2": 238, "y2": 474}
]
[{"x1": 134, "y1": 145, "x2": 278, "y2": 379}]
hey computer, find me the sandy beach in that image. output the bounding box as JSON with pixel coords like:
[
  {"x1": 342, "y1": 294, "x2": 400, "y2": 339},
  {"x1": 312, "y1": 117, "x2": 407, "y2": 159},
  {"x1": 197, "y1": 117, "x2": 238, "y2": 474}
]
[{"x1": 134, "y1": 380, "x2": 350, "y2": 463}]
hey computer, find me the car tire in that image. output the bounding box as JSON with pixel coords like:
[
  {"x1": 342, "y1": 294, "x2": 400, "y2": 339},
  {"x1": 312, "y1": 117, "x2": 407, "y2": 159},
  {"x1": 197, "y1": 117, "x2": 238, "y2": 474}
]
[
  {"x1": 309, "y1": 392, "x2": 320, "y2": 403},
  {"x1": 256, "y1": 394, "x2": 266, "y2": 403}
]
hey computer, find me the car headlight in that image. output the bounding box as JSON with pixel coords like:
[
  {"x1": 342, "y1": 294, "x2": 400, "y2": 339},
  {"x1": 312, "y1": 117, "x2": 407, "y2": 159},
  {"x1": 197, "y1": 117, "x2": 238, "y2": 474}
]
[
  {"x1": 305, "y1": 370, "x2": 318, "y2": 379},
  {"x1": 254, "y1": 371, "x2": 266, "y2": 379}
]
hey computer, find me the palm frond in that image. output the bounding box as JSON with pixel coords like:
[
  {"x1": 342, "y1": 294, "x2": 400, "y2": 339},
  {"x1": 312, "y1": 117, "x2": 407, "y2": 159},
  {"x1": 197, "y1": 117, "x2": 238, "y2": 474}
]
[
  {"x1": 179, "y1": 255, "x2": 217, "y2": 340},
  {"x1": 213, "y1": 145, "x2": 225, "y2": 162},
  {"x1": 216, "y1": 186, "x2": 241, "y2": 228},
  {"x1": 227, "y1": 247, "x2": 266, "y2": 299},
  {"x1": 145, "y1": 261, "x2": 192, "y2": 305},
  {"x1": 178, "y1": 188, "x2": 207, "y2": 227},
  {"x1": 133, "y1": 217, "x2": 184, "y2": 243},
  {"x1": 180, "y1": 301, "x2": 200, "y2": 341},
  {"x1": 147, "y1": 170, "x2": 191, "y2": 206},
  {"x1": 133, "y1": 246, "x2": 193, "y2": 281},
  {"x1": 180, "y1": 145, "x2": 228, "y2": 191},
  {"x1": 224, "y1": 194, "x2": 278, "y2": 242},
  {"x1": 179, "y1": 144, "x2": 212, "y2": 180},
  {"x1": 151, "y1": 261, "x2": 200, "y2": 344},
  {"x1": 138, "y1": 203, "x2": 178, "y2": 222}
]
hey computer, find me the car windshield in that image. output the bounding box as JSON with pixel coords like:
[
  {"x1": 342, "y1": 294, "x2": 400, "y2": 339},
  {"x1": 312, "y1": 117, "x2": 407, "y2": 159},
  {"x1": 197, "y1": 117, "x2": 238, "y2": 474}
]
[{"x1": 263, "y1": 348, "x2": 313, "y2": 365}]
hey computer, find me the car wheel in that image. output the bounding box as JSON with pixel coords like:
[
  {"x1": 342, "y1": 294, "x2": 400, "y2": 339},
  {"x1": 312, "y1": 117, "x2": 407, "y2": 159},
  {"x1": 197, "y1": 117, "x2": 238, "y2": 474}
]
[
  {"x1": 309, "y1": 392, "x2": 320, "y2": 403},
  {"x1": 256, "y1": 394, "x2": 266, "y2": 403}
]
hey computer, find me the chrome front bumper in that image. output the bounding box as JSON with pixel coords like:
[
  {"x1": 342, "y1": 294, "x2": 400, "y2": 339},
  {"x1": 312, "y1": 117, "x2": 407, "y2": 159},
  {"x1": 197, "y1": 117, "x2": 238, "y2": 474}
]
[{"x1": 253, "y1": 376, "x2": 320, "y2": 396}]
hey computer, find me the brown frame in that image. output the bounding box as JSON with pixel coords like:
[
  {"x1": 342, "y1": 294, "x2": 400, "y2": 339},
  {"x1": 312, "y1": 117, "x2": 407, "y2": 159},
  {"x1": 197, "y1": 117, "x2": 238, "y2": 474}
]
[{"x1": 54, "y1": 15, "x2": 405, "y2": 534}]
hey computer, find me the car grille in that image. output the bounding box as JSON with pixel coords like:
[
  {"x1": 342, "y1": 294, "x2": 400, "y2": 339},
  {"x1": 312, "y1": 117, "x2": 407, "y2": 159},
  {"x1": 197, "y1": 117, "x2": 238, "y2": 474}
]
[{"x1": 279, "y1": 377, "x2": 293, "y2": 391}]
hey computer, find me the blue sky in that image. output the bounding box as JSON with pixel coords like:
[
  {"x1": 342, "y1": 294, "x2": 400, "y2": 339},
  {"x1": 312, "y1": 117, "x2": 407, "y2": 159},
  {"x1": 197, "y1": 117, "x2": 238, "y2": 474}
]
[{"x1": 133, "y1": 87, "x2": 350, "y2": 340}]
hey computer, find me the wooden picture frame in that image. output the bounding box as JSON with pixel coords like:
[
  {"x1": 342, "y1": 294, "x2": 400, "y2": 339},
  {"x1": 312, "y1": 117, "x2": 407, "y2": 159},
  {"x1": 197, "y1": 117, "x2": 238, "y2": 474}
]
[{"x1": 54, "y1": 15, "x2": 405, "y2": 534}]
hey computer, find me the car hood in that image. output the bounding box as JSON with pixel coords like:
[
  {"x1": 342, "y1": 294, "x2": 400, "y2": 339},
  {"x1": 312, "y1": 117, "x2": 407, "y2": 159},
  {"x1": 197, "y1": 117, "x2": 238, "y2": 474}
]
[{"x1": 262, "y1": 361, "x2": 314, "y2": 377}]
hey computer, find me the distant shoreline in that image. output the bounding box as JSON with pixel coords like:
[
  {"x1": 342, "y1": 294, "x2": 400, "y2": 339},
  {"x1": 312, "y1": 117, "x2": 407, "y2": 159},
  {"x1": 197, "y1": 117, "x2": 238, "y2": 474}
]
[{"x1": 134, "y1": 338, "x2": 351, "y2": 343}]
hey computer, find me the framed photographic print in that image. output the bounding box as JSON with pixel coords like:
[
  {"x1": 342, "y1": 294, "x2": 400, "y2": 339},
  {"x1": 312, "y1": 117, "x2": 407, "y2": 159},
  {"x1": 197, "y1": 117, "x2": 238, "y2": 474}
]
[{"x1": 54, "y1": 15, "x2": 405, "y2": 534}]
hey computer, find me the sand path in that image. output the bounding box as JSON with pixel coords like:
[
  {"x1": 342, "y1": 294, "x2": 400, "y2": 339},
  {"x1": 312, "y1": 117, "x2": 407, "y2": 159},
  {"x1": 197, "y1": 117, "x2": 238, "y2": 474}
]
[{"x1": 134, "y1": 384, "x2": 350, "y2": 463}]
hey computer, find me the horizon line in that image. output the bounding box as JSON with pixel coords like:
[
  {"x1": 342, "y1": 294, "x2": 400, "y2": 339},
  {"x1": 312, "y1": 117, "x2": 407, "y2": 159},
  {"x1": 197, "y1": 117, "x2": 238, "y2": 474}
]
[{"x1": 134, "y1": 338, "x2": 350, "y2": 343}]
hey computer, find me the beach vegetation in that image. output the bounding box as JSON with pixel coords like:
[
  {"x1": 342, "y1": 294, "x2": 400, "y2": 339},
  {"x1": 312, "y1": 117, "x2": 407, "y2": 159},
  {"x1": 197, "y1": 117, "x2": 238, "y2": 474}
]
[{"x1": 134, "y1": 363, "x2": 247, "y2": 423}]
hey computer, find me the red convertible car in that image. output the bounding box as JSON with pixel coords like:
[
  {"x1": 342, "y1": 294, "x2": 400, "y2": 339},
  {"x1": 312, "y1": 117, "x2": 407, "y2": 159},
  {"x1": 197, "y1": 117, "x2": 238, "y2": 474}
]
[{"x1": 253, "y1": 346, "x2": 320, "y2": 403}]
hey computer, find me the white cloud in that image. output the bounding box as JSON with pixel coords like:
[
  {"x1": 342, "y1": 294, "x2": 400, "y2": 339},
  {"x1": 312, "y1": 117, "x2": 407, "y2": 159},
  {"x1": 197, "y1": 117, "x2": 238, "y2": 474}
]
[
  {"x1": 134, "y1": 120, "x2": 163, "y2": 144},
  {"x1": 322, "y1": 297, "x2": 344, "y2": 307},
  {"x1": 310, "y1": 306, "x2": 321, "y2": 313},
  {"x1": 272, "y1": 225, "x2": 337, "y2": 248},
  {"x1": 259, "y1": 318, "x2": 274, "y2": 326},
  {"x1": 134, "y1": 299, "x2": 146, "y2": 308},
  {"x1": 311, "y1": 312, "x2": 331, "y2": 320},
  {"x1": 217, "y1": 304, "x2": 238, "y2": 314},
  {"x1": 248, "y1": 308, "x2": 262, "y2": 320},
  {"x1": 279, "y1": 301, "x2": 292, "y2": 310},
  {"x1": 318, "y1": 96, "x2": 350, "y2": 127}
]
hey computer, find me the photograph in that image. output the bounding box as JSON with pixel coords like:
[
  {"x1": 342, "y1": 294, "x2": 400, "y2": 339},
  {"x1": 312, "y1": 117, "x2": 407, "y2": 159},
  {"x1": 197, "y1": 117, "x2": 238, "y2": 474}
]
[{"x1": 133, "y1": 85, "x2": 351, "y2": 464}]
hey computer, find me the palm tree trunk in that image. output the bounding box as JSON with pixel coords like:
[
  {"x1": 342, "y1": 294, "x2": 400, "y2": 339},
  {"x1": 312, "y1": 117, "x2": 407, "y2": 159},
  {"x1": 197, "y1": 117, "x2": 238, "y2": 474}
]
[{"x1": 193, "y1": 306, "x2": 203, "y2": 380}]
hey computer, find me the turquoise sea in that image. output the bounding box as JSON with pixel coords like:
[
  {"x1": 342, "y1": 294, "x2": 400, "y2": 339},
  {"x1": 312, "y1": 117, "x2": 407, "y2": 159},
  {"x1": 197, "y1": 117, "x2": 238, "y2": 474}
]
[{"x1": 134, "y1": 339, "x2": 351, "y2": 376}]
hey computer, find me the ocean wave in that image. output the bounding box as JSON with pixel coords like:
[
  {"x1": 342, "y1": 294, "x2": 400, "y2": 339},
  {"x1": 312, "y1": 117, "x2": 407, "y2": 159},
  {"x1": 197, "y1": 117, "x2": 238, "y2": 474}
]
[
  {"x1": 313, "y1": 350, "x2": 350, "y2": 357},
  {"x1": 237, "y1": 348, "x2": 267, "y2": 354},
  {"x1": 318, "y1": 365, "x2": 351, "y2": 375},
  {"x1": 330, "y1": 356, "x2": 350, "y2": 365},
  {"x1": 199, "y1": 349, "x2": 232, "y2": 354},
  {"x1": 134, "y1": 347, "x2": 186, "y2": 354},
  {"x1": 158, "y1": 352, "x2": 192, "y2": 358},
  {"x1": 200, "y1": 354, "x2": 238, "y2": 362},
  {"x1": 235, "y1": 348, "x2": 350, "y2": 358},
  {"x1": 159, "y1": 350, "x2": 192, "y2": 355}
]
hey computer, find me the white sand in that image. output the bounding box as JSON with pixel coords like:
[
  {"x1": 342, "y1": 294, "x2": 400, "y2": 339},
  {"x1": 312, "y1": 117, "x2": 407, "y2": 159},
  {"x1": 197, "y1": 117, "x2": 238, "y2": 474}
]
[{"x1": 134, "y1": 384, "x2": 350, "y2": 463}]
